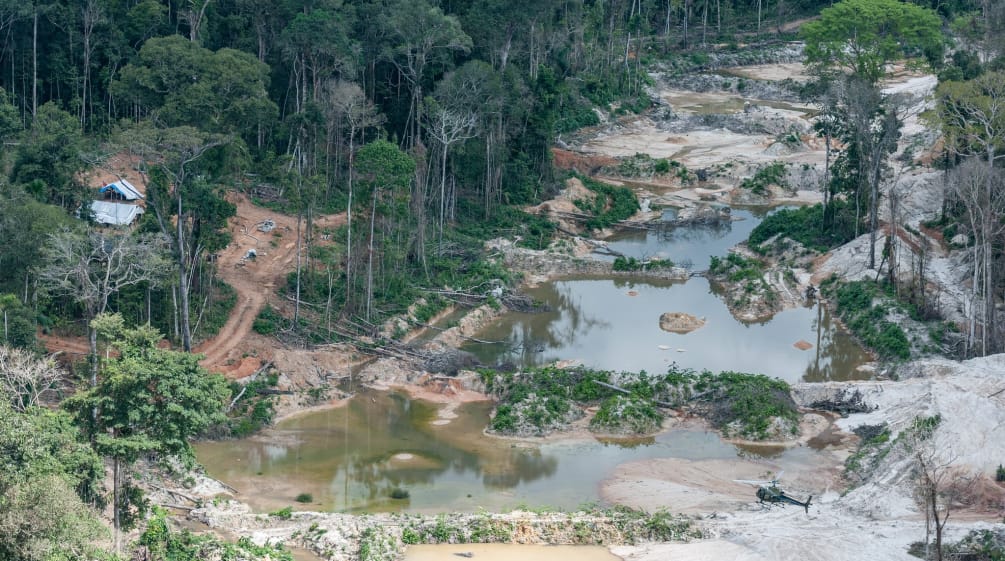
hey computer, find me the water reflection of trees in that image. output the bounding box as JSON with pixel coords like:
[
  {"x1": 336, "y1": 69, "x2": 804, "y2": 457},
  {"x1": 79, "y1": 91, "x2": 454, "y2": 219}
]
[
  {"x1": 501, "y1": 281, "x2": 611, "y2": 367},
  {"x1": 802, "y1": 305, "x2": 871, "y2": 382}
]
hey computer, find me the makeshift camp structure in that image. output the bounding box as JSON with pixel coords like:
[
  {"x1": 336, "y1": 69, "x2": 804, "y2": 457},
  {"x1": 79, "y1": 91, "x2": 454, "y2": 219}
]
[
  {"x1": 90, "y1": 200, "x2": 145, "y2": 226},
  {"x1": 99, "y1": 179, "x2": 144, "y2": 201}
]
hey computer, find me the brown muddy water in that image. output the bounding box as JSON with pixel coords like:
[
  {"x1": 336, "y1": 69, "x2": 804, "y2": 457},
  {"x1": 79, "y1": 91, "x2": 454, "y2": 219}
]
[
  {"x1": 463, "y1": 276, "x2": 870, "y2": 384},
  {"x1": 403, "y1": 544, "x2": 620, "y2": 561},
  {"x1": 196, "y1": 389, "x2": 819, "y2": 514}
]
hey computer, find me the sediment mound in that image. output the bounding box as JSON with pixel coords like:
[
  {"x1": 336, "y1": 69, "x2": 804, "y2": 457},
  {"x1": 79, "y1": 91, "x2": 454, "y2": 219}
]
[{"x1": 659, "y1": 312, "x2": 706, "y2": 334}]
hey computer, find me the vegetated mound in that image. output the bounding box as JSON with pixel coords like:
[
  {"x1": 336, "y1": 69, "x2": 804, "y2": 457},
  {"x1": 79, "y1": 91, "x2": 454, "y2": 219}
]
[
  {"x1": 482, "y1": 365, "x2": 798, "y2": 440},
  {"x1": 659, "y1": 312, "x2": 706, "y2": 334}
]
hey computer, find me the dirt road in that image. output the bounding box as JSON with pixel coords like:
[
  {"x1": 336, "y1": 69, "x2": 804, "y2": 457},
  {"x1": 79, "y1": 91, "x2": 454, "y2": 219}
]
[{"x1": 195, "y1": 193, "x2": 344, "y2": 376}]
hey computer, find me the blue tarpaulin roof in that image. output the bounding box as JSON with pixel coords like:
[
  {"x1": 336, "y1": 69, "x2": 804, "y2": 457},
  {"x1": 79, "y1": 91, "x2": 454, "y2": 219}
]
[{"x1": 99, "y1": 179, "x2": 144, "y2": 200}]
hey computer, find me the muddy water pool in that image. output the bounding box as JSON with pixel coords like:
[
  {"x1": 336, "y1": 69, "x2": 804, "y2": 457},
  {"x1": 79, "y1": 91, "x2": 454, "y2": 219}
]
[{"x1": 197, "y1": 389, "x2": 817, "y2": 514}]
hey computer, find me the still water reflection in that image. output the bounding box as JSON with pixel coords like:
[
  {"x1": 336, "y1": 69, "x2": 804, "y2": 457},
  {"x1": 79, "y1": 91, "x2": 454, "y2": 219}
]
[
  {"x1": 599, "y1": 207, "x2": 775, "y2": 267},
  {"x1": 463, "y1": 277, "x2": 870, "y2": 383},
  {"x1": 196, "y1": 390, "x2": 814, "y2": 514}
]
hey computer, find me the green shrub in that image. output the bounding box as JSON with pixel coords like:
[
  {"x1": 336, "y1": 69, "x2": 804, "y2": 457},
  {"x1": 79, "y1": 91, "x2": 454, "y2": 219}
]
[
  {"x1": 390, "y1": 487, "x2": 410, "y2": 500},
  {"x1": 996, "y1": 465, "x2": 1005, "y2": 482},
  {"x1": 575, "y1": 175, "x2": 640, "y2": 230},
  {"x1": 827, "y1": 281, "x2": 912, "y2": 360},
  {"x1": 748, "y1": 202, "x2": 857, "y2": 254},
  {"x1": 253, "y1": 305, "x2": 282, "y2": 335},
  {"x1": 295, "y1": 493, "x2": 313, "y2": 503},
  {"x1": 270, "y1": 506, "x2": 293, "y2": 519},
  {"x1": 590, "y1": 395, "x2": 662, "y2": 434},
  {"x1": 613, "y1": 256, "x2": 675, "y2": 272},
  {"x1": 740, "y1": 162, "x2": 787, "y2": 195},
  {"x1": 401, "y1": 527, "x2": 420, "y2": 545}
]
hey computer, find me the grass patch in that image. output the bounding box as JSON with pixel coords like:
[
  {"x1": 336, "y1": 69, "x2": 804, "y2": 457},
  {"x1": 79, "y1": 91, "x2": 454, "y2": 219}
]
[{"x1": 574, "y1": 175, "x2": 640, "y2": 231}]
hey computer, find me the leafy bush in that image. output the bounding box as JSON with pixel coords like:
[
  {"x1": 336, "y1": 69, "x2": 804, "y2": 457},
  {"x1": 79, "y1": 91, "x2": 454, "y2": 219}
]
[
  {"x1": 390, "y1": 487, "x2": 410, "y2": 500},
  {"x1": 269, "y1": 506, "x2": 293, "y2": 519},
  {"x1": 709, "y1": 253, "x2": 763, "y2": 283},
  {"x1": 590, "y1": 395, "x2": 662, "y2": 434},
  {"x1": 613, "y1": 256, "x2": 674, "y2": 272},
  {"x1": 575, "y1": 175, "x2": 640, "y2": 230},
  {"x1": 748, "y1": 202, "x2": 856, "y2": 254},
  {"x1": 295, "y1": 493, "x2": 313, "y2": 503},
  {"x1": 740, "y1": 162, "x2": 787, "y2": 195},
  {"x1": 141, "y1": 508, "x2": 293, "y2": 561},
  {"x1": 827, "y1": 281, "x2": 911, "y2": 360},
  {"x1": 253, "y1": 305, "x2": 282, "y2": 335}
]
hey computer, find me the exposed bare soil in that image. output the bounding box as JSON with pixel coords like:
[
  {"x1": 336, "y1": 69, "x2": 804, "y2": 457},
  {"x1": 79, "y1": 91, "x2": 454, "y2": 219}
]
[{"x1": 194, "y1": 193, "x2": 346, "y2": 377}]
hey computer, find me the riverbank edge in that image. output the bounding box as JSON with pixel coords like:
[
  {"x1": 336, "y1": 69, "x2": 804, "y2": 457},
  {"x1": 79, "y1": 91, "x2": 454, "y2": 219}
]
[{"x1": 189, "y1": 500, "x2": 704, "y2": 561}]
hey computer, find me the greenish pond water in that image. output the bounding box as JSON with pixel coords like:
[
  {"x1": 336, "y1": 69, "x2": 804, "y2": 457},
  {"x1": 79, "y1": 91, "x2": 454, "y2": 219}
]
[
  {"x1": 462, "y1": 277, "x2": 870, "y2": 384},
  {"x1": 197, "y1": 389, "x2": 814, "y2": 514},
  {"x1": 599, "y1": 207, "x2": 773, "y2": 267}
]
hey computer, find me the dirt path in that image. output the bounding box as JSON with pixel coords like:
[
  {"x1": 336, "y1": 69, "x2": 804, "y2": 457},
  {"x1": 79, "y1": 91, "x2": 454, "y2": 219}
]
[
  {"x1": 195, "y1": 193, "x2": 344, "y2": 375},
  {"x1": 40, "y1": 333, "x2": 91, "y2": 358}
]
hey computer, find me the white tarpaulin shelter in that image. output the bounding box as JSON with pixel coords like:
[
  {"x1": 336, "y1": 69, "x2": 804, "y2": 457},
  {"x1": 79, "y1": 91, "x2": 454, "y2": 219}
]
[{"x1": 90, "y1": 200, "x2": 144, "y2": 226}]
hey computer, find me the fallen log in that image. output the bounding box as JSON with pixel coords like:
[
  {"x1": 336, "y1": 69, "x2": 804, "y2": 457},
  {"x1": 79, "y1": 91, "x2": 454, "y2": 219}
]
[{"x1": 592, "y1": 380, "x2": 675, "y2": 408}]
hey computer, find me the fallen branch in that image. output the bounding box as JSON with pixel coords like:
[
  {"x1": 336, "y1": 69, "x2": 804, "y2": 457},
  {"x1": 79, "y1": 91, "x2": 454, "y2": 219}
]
[
  {"x1": 592, "y1": 380, "x2": 675, "y2": 408},
  {"x1": 148, "y1": 484, "x2": 199, "y2": 504}
]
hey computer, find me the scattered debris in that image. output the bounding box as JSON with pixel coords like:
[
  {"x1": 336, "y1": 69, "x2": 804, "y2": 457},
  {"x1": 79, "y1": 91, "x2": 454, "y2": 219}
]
[{"x1": 256, "y1": 219, "x2": 276, "y2": 233}]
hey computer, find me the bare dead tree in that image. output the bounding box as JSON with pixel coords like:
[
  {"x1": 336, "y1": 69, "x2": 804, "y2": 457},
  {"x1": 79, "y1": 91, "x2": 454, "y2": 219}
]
[
  {"x1": 946, "y1": 160, "x2": 1005, "y2": 356},
  {"x1": 914, "y1": 441, "x2": 979, "y2": 561},
  {"x1": 321, "y1": 80, "x2": 385, "y2": 314},
  {"x1": 423, "y1": 100, "x2": 477, "y2": 252},
  {"x1": 0, "y1": 345, "x2": 64, "y2": 411},
  {"x1": 36, "y1": 229, "x2": 171, "y2": 387}
]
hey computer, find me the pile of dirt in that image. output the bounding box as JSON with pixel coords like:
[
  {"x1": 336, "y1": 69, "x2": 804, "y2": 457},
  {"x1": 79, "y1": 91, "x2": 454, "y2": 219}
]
[{"x1": 659, "y1": 312, "x2": 706, "y2": 334}]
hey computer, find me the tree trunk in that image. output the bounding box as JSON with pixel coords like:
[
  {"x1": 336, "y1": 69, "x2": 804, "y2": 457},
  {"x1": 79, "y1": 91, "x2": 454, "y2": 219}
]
[
  {"x1": 366, "y1": 189, "x2": 377, "y2": 321},
  {"x1": 113, "y1": 456, "x2": 121, "y2": 554},
  {"x1": 31, "y1": 10, "x2": 37, "y2": 117},
  {"x1": 177, "y1": 195, "x2": 193, "y2": 352}
]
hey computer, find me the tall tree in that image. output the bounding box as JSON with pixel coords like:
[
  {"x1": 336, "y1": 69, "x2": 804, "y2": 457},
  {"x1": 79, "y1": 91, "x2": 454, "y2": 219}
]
[
  {"x1": 937, "y1": 71, "x2": 1005, "y2": 354},
  {"x1": 380, "y1": 0, "x2": 471, "y2": 148},
  {"x1": 120, "y1": 124, "x2": 234, "y2": 351},
  {"x1": 11, "y1": 102, "x2": 85, "y2": 210},
  {"x1": 353, "y1": 139, "x2": 415, "y2": 320},
  {"x1": 0, "y1": 401, "x2": 106, "y2": 561},
  {"x1": 802, "y1": 0, "x2": 944, "y2": 84},
  {"x1": 66, "y1": 317, "x2": 229, "y2": 552}
]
